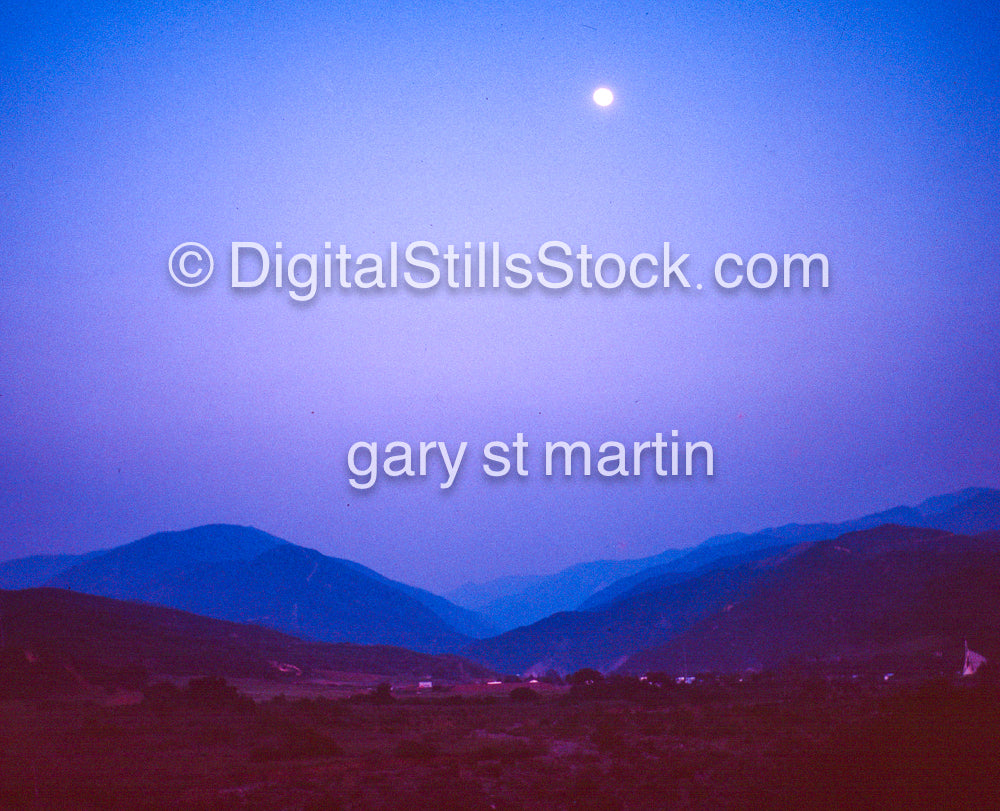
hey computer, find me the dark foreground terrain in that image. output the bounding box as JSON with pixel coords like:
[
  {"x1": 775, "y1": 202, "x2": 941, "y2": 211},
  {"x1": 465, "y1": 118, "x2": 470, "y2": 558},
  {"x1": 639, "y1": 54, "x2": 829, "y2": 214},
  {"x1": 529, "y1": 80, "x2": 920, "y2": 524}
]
[{"x1": 1, "y1": 673, "x2": 998, "y2": 810}]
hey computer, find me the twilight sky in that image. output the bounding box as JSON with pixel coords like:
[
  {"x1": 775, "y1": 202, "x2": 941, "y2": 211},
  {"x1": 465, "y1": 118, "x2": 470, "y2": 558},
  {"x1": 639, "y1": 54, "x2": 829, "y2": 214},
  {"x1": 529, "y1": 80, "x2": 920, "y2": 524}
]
[{"x1": 2, "y1": 1, "x2": 998, "y2": 593}]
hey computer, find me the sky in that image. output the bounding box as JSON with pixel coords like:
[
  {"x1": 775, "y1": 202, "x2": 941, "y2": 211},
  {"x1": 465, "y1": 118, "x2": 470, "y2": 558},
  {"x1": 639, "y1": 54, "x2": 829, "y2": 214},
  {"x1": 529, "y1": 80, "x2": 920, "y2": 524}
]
[{"x1": 2, "y1": 0, "x2": 998, "y2": 593}]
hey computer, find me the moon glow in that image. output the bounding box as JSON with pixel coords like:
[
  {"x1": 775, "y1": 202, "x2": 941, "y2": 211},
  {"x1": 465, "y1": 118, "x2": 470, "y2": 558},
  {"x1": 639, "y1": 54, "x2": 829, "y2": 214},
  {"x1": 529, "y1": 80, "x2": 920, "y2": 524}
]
[{"x1": 592, "y1": 87, "x2": 614, "y2": 107}]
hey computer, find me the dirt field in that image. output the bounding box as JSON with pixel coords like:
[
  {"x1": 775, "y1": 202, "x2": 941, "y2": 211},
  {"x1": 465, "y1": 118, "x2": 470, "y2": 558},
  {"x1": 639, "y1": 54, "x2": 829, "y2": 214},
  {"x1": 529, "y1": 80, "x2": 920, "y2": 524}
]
[{"x1": 1, "y1": 675, "x2": 997, "y2": 809}]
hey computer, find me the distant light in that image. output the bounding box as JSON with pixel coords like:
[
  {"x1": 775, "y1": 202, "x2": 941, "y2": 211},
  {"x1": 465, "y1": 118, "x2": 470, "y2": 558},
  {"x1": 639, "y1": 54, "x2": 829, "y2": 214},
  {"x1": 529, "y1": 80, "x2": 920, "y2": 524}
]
[{"x1": 592, "y1": 87, "x2": 614, "y2": 107}]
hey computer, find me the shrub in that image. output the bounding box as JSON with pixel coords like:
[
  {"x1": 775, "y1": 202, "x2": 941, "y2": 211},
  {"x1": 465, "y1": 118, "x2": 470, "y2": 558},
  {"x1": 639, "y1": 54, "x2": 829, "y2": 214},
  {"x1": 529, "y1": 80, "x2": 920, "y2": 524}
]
[
  {"x1": 186, "y1": 676, "x2": 253, "y2": 711},
  {"x1": 568, "y1": 668, "x2": 604, "y2": 686},
  {"x1": 370, "y1": 682, "x2": 395, "y2": 705}
]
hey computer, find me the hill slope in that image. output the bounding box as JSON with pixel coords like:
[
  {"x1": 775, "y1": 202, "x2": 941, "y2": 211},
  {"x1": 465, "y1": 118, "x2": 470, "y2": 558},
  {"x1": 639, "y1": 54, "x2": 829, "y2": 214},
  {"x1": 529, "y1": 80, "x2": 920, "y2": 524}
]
[
  {"x1": 583, "y1": 487, "x2": 1000, "y2": 611},
  {"x1": 462, "y1": 541, "x2": 800, "y2": 673},
  {"x1": 623, "y1": 525, "x2": 1000, "y2": 676},
  {"x1": 0, "y1": 587, "x2": 492, "y2": 685},
  {"x1": 0, "y1": 552, "x2": 95, "y2": 589},
  {"x1": 448, "y1": 488, "x2": 1000, "y2": 631},
  {"x1": 447, "y1": 550, "x2": 688, "y2": 632},
  {"x1": 466, "y1": 523, "x2": 1000, "y2": 676}
]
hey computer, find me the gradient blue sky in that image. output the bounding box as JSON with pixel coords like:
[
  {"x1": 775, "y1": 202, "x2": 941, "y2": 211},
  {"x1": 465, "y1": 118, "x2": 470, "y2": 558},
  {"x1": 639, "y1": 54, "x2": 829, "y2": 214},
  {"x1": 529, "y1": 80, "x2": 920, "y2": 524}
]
[{"x1": 2, "y1": 1, "x2": 998, "y2": 592}]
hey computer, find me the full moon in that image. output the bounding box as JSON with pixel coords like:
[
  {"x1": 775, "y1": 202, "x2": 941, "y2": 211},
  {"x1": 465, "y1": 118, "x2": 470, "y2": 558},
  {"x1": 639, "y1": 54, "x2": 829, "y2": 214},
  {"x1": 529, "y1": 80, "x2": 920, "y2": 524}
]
[{"x1": 592, "y1": 87, "x2": 614, "y2": 107}]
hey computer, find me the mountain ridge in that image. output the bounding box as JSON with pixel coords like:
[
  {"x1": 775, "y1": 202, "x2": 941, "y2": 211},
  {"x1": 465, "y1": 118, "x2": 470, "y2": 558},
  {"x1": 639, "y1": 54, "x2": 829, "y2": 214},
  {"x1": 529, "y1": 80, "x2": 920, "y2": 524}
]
[
  {"x1": 2, "y1": 487, "x2": 997, "y2": 675},
  {"x1": 622, "y1": 525, "x2": 1000, "y2": 676},
  {"x1": 40, "y1": 525, "x2": 491, "y2": 654},
  {"x1": 463, "y1": 523, "x2": 1000, "y2": 675}
]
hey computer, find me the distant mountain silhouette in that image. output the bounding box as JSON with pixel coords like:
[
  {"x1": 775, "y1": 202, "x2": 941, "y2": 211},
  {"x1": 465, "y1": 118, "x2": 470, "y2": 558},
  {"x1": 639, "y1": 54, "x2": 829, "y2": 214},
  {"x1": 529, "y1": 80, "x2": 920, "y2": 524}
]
[
  {"x1": 0, "y1": 587, "x2": 493, "y2": 685},
  {"x1": 927, "y1": 489, "x2": 1000, "y2": 535},
  {"x1": 462, "y1": 541, "x2": 800, "y2": 673},
  {"x1": 462, "y1": 491, "x2": 1000, "y2": 673},
  {"x1": 447, "y1": 488, "x2": 999, "y2": 632},
  {"x1": 0, "y1": 551, "x2": 101, "y2": 589},
  {"x1": 446, "y1": 553, "x2": 686, "y2": 632},
  {"x1": 446, "y1": 574, "x2": 549, "y2": 616},
  {"x1": 343, "y1": 560, "x2": 496, "y2": 639},
  {"x1": 4, "y1": 488, "x2": 997, "y2": 676},
  {"x1": 623, "y1": 525, "x2": 1000, "y2": 676},
  {"x1": 581, "y1": 487, "x2": 1000, "y2": 611},
  {"x1": 40, "y1": 525, "x2": 489, "y2": 653},
  {"x1": 464, "y1": 523, "x2": 1000, "y2": 675}
]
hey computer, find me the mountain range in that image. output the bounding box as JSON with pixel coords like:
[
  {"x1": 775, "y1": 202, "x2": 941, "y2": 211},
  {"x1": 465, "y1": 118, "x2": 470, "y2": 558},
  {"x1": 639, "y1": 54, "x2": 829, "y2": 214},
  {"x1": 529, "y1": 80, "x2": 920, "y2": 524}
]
[
  {"x1": 623, "y1": 525, "x2": 1000, "y2": 676},
  {"x1": 1, "y1": 487, "x2": 998, "y2": 678},
  {"x1": 462, "y1": 489, "x2": 1000, "y2": 673},
  {"x1": 449, "y1": 487, "x2": 1000, "y2": 627},
  {"x1": 2, "y1": 525, "x2": 492, "y2": 654}
]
